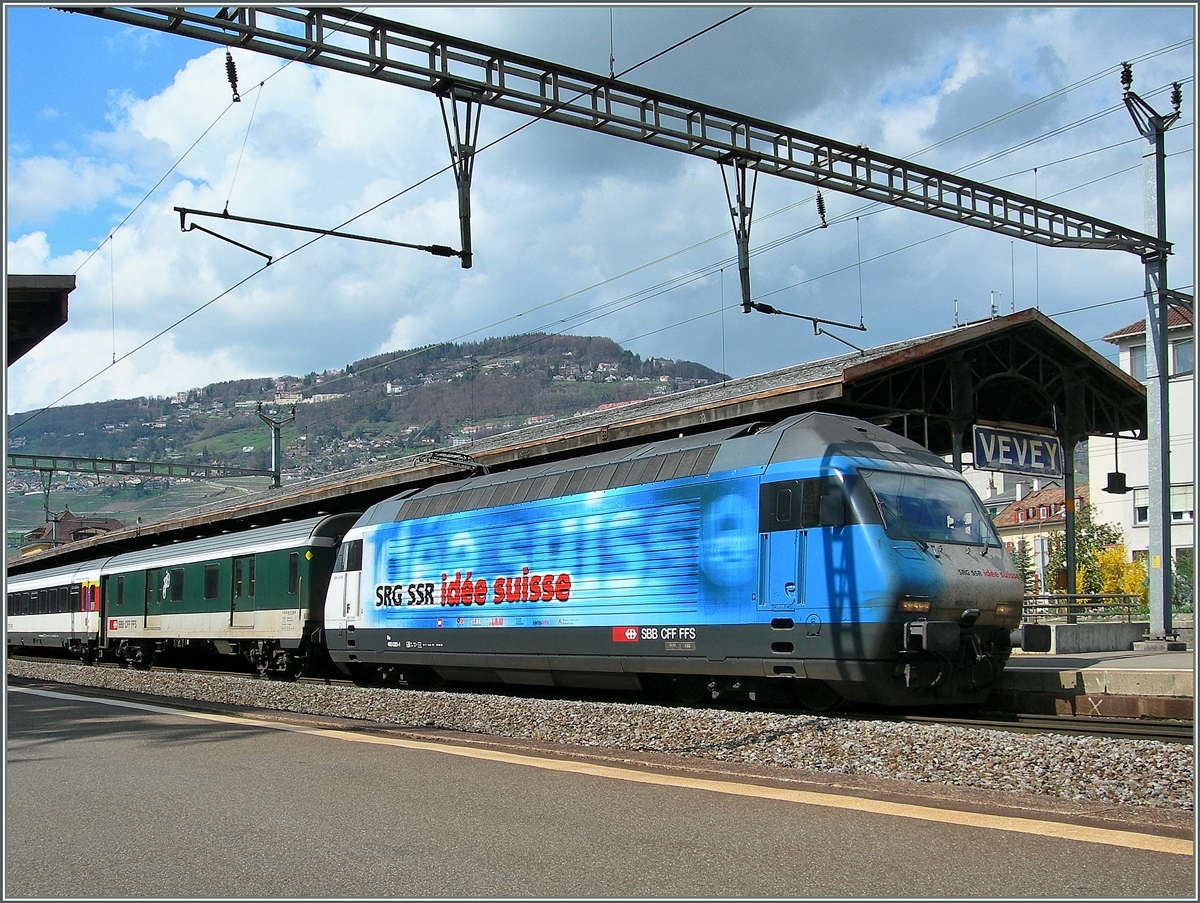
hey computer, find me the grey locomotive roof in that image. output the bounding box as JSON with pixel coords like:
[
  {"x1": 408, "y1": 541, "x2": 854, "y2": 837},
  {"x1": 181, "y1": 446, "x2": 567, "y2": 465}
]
[
  {"x1": 352, "y1": 411, "x2": 958, "y2": 529},
  {"x1": 103, "y1": 513, "x2": 359, "y2": 572},
  {"x1": 765, "y1": 411, "x2": 952, "y2": 470},
  {"x1": 354, "y1": 423, "x2": 755, "y2": 526}
]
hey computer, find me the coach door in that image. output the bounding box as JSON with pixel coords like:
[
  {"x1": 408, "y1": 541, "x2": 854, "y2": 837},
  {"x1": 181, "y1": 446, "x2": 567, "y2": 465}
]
[
  {"x1": 231, "y1": 555, "x2": 256, "y2": 628},
  {"x1": 144, "y1": 569, "x2": 164, "y2": 629}
]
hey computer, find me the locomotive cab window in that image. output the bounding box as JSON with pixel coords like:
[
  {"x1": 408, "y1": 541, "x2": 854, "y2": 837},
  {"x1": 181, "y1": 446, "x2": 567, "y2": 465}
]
[
  {"x1": 334, "y1": 539, "x2": 363, "y2": 573},
  {"x1": 759, "y1": 476, "x2": 857, "y2": 533}
]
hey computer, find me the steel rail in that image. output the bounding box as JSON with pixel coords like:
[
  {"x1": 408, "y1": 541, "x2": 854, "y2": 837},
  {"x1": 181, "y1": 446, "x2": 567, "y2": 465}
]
[
  {"x1": 68, "y1": 6, "x2": 1167, "y2": 259},
  {"x1": 902, "y1": 712, "x2": 1193, "y2": 744}
]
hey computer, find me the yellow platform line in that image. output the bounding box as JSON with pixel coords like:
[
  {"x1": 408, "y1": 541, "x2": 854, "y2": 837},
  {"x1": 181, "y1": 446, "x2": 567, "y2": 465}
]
[{"x1": 13, "y1": 685, "x2": 1193, "y2": 857}]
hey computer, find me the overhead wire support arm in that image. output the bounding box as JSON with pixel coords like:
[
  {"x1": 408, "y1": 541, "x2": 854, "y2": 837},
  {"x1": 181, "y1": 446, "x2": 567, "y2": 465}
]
[
  {"x1": 177, "y1": 209, "x2": 273, "y2": 264},
  {"x1": 720, "y1": 154, "x2": 757, "y2": 313},
  {"x1": 174, "y1": 206, "x2": 462, "y2": 259},
  {"x1": 746, "y1": 302, "x2": 867, "y2": 333},
  {"x1": 436, "y1": 80, "x2": 482, "y2": 269},
  {"x1": 71, "y1": 6, "x2": 1169, "y2": 260}
]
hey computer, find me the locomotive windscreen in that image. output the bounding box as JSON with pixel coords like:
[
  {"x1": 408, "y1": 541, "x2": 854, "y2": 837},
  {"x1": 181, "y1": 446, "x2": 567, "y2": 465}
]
[{"x1": 859, "y1": 470, "x2": 1001, "y2": 547}]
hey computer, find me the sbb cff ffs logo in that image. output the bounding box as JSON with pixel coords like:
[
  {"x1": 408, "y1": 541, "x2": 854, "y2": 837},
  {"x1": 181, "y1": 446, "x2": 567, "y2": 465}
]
[{"x1": 613, "y1": 626, "x2": 640, "y2": 642}]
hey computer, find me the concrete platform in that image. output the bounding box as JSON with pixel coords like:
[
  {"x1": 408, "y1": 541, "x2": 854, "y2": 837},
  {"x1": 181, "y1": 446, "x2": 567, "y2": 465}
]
[{"x1": 991, "y1": 650, "x2": 1195, "y2": 720}]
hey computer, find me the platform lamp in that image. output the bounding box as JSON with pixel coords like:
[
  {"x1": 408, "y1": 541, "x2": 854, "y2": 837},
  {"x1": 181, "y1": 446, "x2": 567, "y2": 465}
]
[{"x1": 1104, "y1": 435, "x2": 1129, "y2": 495}]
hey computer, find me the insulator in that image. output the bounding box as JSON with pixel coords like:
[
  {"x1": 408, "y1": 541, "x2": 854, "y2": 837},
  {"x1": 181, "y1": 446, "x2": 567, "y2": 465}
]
[
  {"x1": 1170, "y1": 82, "x2": 1182, "y2": 112},
  {"x1": 226, "y1": 50, "x2": 241, "y2": 102},
  {"x1": 816, "y1": 190, "x2": 828, "y2": 227},
  {"x1": 1120, "y1": 61, "x2": 1133, "y2": 91}
]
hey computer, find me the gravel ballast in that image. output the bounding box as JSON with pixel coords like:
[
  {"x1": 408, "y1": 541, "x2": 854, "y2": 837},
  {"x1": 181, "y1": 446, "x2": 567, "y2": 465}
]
[{"x1": 8, "y1": 659, "x2": 1194, "y2": 811}]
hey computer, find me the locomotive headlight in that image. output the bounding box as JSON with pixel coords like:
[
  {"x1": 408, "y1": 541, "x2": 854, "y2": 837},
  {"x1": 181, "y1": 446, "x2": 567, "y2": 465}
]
[
  {"x1": 896, "y1": 597, "x2": 931, "y2": 614},
  {"x1": 994, "y1": 603, "x2": 1018, "y2": 618}
]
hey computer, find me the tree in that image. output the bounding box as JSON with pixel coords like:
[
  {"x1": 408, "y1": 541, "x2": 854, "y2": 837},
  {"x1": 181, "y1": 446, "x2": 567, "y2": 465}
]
[
  {"x1": 1010, "y1": 539, "x2": 1037, "y2": 593},
  {"x1": 1094, "y1": 545, "x2": 1147, "y2": 600},
  {"x1": 1174, "y1": 552, "x2": 1194, "y2": 610},
  {"x1": 1045, "y1": 503, "x2": 1125, "y2": 594}
]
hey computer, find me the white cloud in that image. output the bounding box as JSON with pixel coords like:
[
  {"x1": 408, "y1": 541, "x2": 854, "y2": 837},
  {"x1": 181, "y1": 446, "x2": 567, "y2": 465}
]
[
  {"x1": 6, "y1": 232, "x2": 54, "y2": 272},
  {"x1": 6, "y1": 156, "x2": 134, "y2": 224},
  {"x1": 4, "y1": 6, "x2": 1194, "y2": 417}
]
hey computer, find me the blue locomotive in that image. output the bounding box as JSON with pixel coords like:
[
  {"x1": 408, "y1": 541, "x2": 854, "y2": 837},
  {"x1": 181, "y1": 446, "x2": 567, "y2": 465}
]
[{"x1": 323, "y1": 412, "x2": 1048, "y2": 706}]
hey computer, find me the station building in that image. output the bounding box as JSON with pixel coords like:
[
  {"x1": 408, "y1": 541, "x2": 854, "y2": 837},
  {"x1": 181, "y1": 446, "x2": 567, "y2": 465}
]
[{"x1": 1087, "y1": 308, "x2": 1194, "y2": 578}]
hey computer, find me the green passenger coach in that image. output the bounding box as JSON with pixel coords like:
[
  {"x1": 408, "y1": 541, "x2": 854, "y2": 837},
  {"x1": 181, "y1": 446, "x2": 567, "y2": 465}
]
[{"x1": 101, "y1": 513, "x2": 359, "y2": 674}]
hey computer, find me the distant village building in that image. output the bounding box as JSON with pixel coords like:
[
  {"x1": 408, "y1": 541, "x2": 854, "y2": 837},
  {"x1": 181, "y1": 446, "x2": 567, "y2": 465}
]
[
  {"x1": 992, "y1": 482, "x2": 1087, "y2": 593},
  {"x1": 20, "y1": 508, "x2": 124, "y2": 556}
]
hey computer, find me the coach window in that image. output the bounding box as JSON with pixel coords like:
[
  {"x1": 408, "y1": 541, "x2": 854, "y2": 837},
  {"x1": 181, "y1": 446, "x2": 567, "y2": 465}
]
[
  {"x1": 116, "y1": 576, "x2": 125, "y2": 607},
  {"x1": 204, "y1": 564, "x2": 220, "y2": 600},
  {"x1": 69, "y1": 585, "x2": 81, "y2": 612},
  {"x1": 288, "y1": 553, "x2": 299, "y2": 595},
  {"x1": 167, "y1": 567, "x2": 185, "y2": 602}
]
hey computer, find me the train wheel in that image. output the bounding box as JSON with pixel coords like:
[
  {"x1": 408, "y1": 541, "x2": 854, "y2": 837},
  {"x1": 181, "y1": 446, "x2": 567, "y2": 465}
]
[
  {"x1": 348, "y1": 663, "x2": 380, "y2": 686},
  {"x1": 793, "y1": 679, "x2": 841, "y2": 712},
  {"x1": 400, "y1": 665, "x2": 445, "y2": 688},
  {"x1": 668, "y1": 675, "x2": 710, "y2": 704}
]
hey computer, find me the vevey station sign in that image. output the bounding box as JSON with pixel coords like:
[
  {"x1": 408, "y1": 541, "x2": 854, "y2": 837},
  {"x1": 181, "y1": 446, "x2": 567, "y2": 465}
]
[{"x1": 972, "y1": 424, "x2": 1064, "y2": 478}]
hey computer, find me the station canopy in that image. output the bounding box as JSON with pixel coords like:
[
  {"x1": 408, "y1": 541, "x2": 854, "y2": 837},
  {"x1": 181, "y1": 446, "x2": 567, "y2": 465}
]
[
  {"x1": 6, "y1": 275, "x2": 75, "y2": 366},
  {"x1": 9, "y1": 308, "x2": 1145, "y2": 571}
]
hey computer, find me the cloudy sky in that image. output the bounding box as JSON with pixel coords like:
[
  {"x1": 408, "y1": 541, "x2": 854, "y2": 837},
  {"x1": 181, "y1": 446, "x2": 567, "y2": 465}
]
[{"x1": 5, "y1": 4, "x2": 1195, "y2": 421}]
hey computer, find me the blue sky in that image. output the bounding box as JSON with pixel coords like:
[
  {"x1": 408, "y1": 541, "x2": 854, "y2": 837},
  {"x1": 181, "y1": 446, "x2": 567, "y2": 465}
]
[{"x1": 4, "y1": 4, "x2": 1195, "y2": 417}]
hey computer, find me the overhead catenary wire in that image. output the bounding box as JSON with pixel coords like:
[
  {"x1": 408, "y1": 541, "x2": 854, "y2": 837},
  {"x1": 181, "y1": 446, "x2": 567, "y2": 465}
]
[
  {"x1": 17, "y1": 26, "x2": 1188, "y2": 435},
  {"x1": 13, "y1": 8, "x2": 755, "y2": 431},
  {"x1": 67, "y1": 8, "x2": 373, "y2": 283},
  {"x1": 225, "y1": 73, "x2": 265, "y2": 213}
]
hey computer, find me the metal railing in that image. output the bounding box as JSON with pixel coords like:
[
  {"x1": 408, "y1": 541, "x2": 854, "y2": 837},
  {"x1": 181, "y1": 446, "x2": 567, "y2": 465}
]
[{"x1": 1022, "y1": 593, "x2": 1145, "y2": 624}]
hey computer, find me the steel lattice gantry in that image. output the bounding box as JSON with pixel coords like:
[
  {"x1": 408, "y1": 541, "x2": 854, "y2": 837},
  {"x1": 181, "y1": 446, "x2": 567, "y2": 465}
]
[
  {"x1": 72, "y1": 6, "x2": 1166, "y2": 260},
  {"x1": 7, "y1": 454, "x2": 273, "y2": 481}
]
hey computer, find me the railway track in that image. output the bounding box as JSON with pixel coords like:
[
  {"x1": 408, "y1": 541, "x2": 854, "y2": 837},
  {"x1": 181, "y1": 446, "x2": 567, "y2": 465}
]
[
  {"x1": 8, "y1": 653, "x2": 1192, "y2": 744},
  {"x1": 901, "y1": 712, "x2": 1193, "y2": 745}
]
